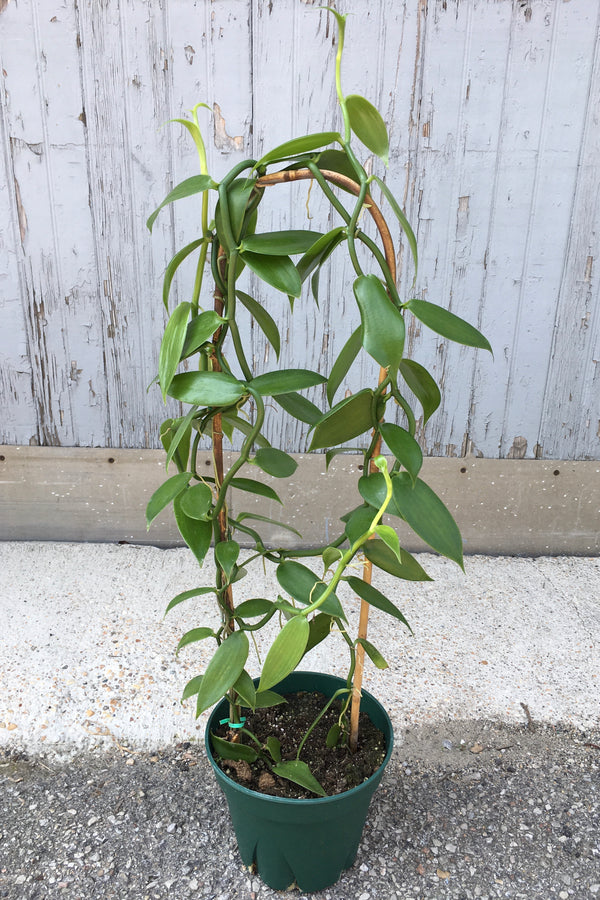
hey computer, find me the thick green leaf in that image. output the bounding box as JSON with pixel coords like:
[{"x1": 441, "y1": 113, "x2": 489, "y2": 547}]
[
  {"x1": 380, "y1": 422, "x2": 422, "y2": 484},
  {"x1": 346, "y1": 94, "x2": 389, "y2": 165},
  {"x1": 179, "y1": 482, "x2": 213, "y2": 520},
  {"x1": 296, "y1": 226, "x2": 345, "y2": 283},
  {"x1": 250, "y1": 368, "x2": 326, "y2": 397},
  {"x1": 344, "y1": 505, "x2": 376, "y2": 545},
  {"x1": 272, "y1": 759, "x2": 326, "y2": 797},
  {"x1": 181, "y1": 310, "x2": 226, "y2": 359},
  {"x1": 162, "y1": 238, "x2": 205, "y2": 310},
  {"x1": 165, "y1": 407, "x2": 197, "y2": 471},
  {"x1": 258, "y1": 132, "x2": 341, "y2": 167},
  {"x1": 374, "y1": 524, "x2": 402, "y2": 560},
  {"x1": 146, "y1": 472, "x2": 192, "y2": 528},
  {"x1": 241, "y1": 230, "x2": 323, "y2": 256},
  {"x1": 176, "y1": 627, "x2": 215, "y2": 655},
  {"x1": 258, "y1": 615, "x2": 310, "y2": 692},
  {"x1": 356, "y1": 637, "x2": 389, "y2": 669},
  {"x1": 252, "y1": 690, "x2": 286, "y2": 708},
  {"x1": 406, "y1": 299, "x2": 492, "y2": 353},
  {"x1": 364, "y1": 539, "x2": 433, "y2": 581},
  {"x1": 303, "y1": 613, "x2": 333, "y2": 656},
  {"x1": 274, "y1": 391, "x2": 322, "y2": 425},
  {"x1": 392, "y1": 473, "x2": 464, "y2": 567},
  {"x1": 309, "y1": 389, "x2": 375, "y2": 450},
  {"x1": 230, "y1": 477, "x2": 282, "y2": 504},
  {"x1": 316, "y1": 148, "x2": 360, "y2": 189},
  {"x1": 322, "y1": 546, "x2": 343, "y2": 570},
  {"x1": 236, "y1": 512, "x2": 302, "y2": 538},
  {"x1": 173, "y1": 495, "x2": 213, "y2": 566},
  {"x1": 235, "y1": 598, "x2": 275, "y2": 618},
  {"x1": 147, "y1": 174, "x2": 215, "y2": 232},
  {"x1": 165, "y1": 586, "x2": 216, "y2": 616},
  {"x1": 240, "y1": 251, "x2": 302, "y2": 297},
  {"x1": 372, "y1": 175, "x2": 418, "y2": 279},
  {"x1": 236, "y1": 291, "x2": 280, "y2": 359},
  {"x1": 253, "y1": 447, "x2": 298, "y2": 478},
  {"x1": 276, "y1": 560, "x2": 346, "y2": 620},
  {"x1": 232, "y1": 670, "x2": 256, "y2": 710},
  {"x1": 358, "y1": 472, "x2": 403, "y2": 518},
  {"x1": 354, "y1": 274, "x2": 405, "y2": 372},
  {"x1": 168, "y1": 371, "x2": 246, "y2": 406},
  {"x1": 196, "y1": 630, "x2": 249, "y2": 715},
  {"x1": 345, "y1": 575, "x2": 412, "y2": 632},
  {"x1": 266, "y1": 736, "x2": 282, "y2": 763},
  {"x1": 399, "y1": 359, "x2": 441, "y2": 425},
  {"x1": 210, "y1": 733, "x2": 258, "y2": 762},
  {"x1": 215, "y1": 178, "x2": 257, "y2": 251},
  {"x1": 215, "y1": 540, "x2": 240, "y2": 579},
  {"x1": 327, "y1": 326, "x2": 363, "y2": 406},
  {"x1": 182, "y1": 675, "x2": 203, "y2": 701}
]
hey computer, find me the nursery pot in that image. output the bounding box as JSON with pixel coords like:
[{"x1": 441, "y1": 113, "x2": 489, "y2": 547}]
[{"x1": 205, "y1": 670, "x2": 394, "y2": 892}]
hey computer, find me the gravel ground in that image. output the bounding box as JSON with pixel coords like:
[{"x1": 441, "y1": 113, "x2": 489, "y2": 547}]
[{"x1": 1, "y1": 720, "x2": 599, "y2": 900}]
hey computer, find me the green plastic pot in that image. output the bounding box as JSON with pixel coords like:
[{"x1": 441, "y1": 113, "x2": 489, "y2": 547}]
[{"x1": 205, "y1": 670, "x2": 394, "y2": 892}]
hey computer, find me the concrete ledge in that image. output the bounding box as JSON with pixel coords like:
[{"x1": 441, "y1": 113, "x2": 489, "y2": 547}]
[{"x1": 0, "y1": 445, "x2": 598, "y2": 555}]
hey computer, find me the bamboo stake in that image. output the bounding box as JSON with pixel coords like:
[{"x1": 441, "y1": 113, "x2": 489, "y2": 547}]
[{"x1": 258, "y1": 167, "x2": 398, "y2": 752}]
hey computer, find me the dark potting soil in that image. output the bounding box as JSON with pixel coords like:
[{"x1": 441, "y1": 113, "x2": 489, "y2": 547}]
[{"x1": 213, "y1": 690, "x2": 386, "y2": 799}]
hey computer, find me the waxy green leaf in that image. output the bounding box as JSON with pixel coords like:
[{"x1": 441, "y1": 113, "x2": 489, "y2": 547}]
[
  {"x1": 374, "y1": 524, "x2": 402, "y2": 561},
  {"x1": 168, "y1": 371, "x2": 246, "y2": 407},
  {"x1": 363, "y1": 539, "x2": 433, "y2": 581},
  {"x1": 182, "y1": 675, "x2": 203, "y2": 701},
  {"x1": 380, "y1": 422, "x2": 423, "y2": 484},
  {"x1": 296, "y1": 226, "x2": 345, "y2": 283},
  {"x1": 316, "y1": 148, "x2": 359, "y2": 189},
  {"x1": 391, "y1": 473, "x2": 464, "y2": 568},
  {"x1": 232, "y1": 670, "x2": 256, "y2": 710},
  {"x1": 356, "y1": 637, "x2": 389, "y2": 669},
  {"x1": 354, "y1": 274, "x2": 405, "y2": 372},
  {"x1": 258, "y1": 615, "x2": 310, "y2": 692},
  {"x1": 236, "y1": 512, "x2": 302, "y2": 538},
  {"x1": 272, "y1": 759, "x2": 326, "y2": 797},
  {"x1": 327, "y1": 326, "x2": 363, "y2": 406},
  {"x1": 146, "y1": 472, "x2": 192, "y2": 528},
  {"x1": 257, "y1": 132, "x2": 341, "y2": 167},
  {"x1": 309, "y1": 389, "x2": 375, "y2": 450},
  {"x1": 346, "y1": 94, "x2": 389, "y2": 165},
  {"x1": 253, "y1": 447, "x2": 298, "y2": 478},
  {"x1": 196, "y1": 630, "x2": 249, "y2": 715},
  {"x1": 240, "y1": 251, "x2": 302, "y2": 297},
  {"x1": 230, "y1": 477, "x2": 282, "y2": 504},
  {"x1": 399, "y1": 359, "x2": 441, "y2": 424},
  {"x1": 406, "y1": 299, "x2": 492, "y2": 353},
  {"x1": 234, "y1": 598, "x2": 275, "y2": 618},
  {"x1": 215, "y1": 540, "x2": 240, "y2": 580},
  {"x1": 215, "y1": 178, "x2": 258, "y2": 251},
  {"x1": 176, "y1": 627, "x2": 215, "y2": 655},
  {"x1": 252, "y1": 690, "x2": 287, "y2": 708},
  {"x1": 266, "y1": 736, "x2": 282, "y2": 763},
  {"x1": 147, "y1": 174, "x2": 215, "y2": 232},
  {"x1": 303, "y1": 613, "x2": 333, "y2": 656},
  {"x1": 165, "y1": 586, "x2": 216, "y2": 616},
  {"x1": 159, "y1": 302, "x2": 191, "y2": 401},
  {"x1": 345, "y1": 575, "x2": 412, "y2": 631},
  {"x1": 274, "y1": 391, "x2": 322, "y2": 425},
  {"x1": 162, "y1": 238, "x2": 205, "y2": 310},
  {"x1": 164, "y1": 407, "x2": 197, "y2": 471},
  {"x1": 276, "y1": 560, "x2": 346, "y2": 620},
  {"x1": 181, "y1": 310, "x2": 226, "y2": 359},
  {"x1": 179, "y1": 482, "x2": 213, "y2": 520},
  {"x1": 173, "y1": 495, "x2": 212, "y2": 566},
  {"x1": 211, "y1": 733, "x2": 258, "y2": 762},
  {"x1": 236, "y1": 291, "x2": 280, "y2": 359},
  {"x1": 250, "y1": 368, "x2": 326, "y2": 397},
  {"x1": 241, "y1": 230, "x2": 324, "y2": 256}
]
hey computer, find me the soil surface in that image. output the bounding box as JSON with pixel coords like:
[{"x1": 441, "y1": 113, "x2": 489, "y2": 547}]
[{"x1": 213, "y1": 690, "x2": 387, "y2": 799}]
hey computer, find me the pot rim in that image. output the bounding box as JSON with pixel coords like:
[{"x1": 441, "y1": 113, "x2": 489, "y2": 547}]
[{"x1": 205, "y1": 670, "x2": 394, "y2": 806}]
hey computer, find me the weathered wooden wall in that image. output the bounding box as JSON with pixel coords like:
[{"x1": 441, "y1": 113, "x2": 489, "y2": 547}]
[{"x1": 1, "y1": 0, "x2": 599, "y2": 460}]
